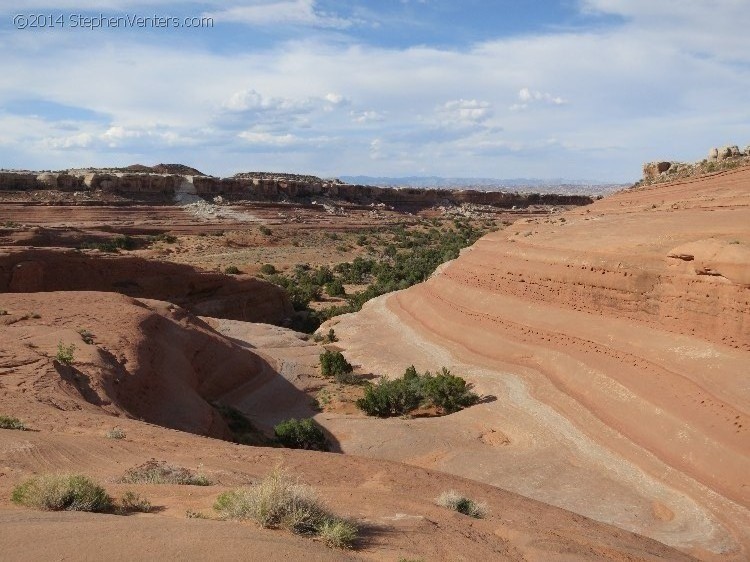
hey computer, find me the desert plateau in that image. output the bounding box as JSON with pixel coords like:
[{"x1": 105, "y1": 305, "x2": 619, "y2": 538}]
[{"x1": 1, "y1": 1, "x2": 749, "y2": 560}]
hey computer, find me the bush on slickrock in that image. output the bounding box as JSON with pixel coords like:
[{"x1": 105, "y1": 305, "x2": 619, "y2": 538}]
[
  {"x1": 356, "y1": 366, "x2": 479, "y2": 417},
  {"x1": 274, "y1": 418, "x2": 329, "y2": 451},
  {"x1": 0, "y1": 415, "x2": 26, "y2": 430},
  {"x1": 319, "y1": 350, "x2": 353, "y2": 378}
]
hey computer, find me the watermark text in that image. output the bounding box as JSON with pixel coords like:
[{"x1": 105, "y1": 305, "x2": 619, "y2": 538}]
[{"x1": 13, "y1": 13, "x2": 214, "y2": 30}]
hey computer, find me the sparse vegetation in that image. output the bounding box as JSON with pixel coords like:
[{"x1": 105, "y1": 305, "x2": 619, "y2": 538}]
[
  {"x1": 78, "y1": 328, "x2": 94, "y2": 344},
  {"x1": 119, "y1": 491, "x2": 152, "y2": 513},
  {"x1": 259, "y1": 225, "x2": 272, "y2": 236},
  {"x1": 274, "y1": 418, "x2": 328, "y2": 451},
  {"x1": 265, "y1": 221, "x2": 491, "y2": 332},
  {"x1": 224, "y1": 265, "x2": 241, "y2": 275},
  {"x1": 148, "y1": 232, "x2": 177, "y2": 244},
  {"x1": 325, "y1": 279, "x2": 346, "y2": 297},
  {"x1": 319, "y1": 350, "x2": 353, "y2": 378},
  {"x1": 356, "y1": 366, "x2": 479, "y2": 417},
  {"x1": 435, "y1": 490, "x2": 487, "y2": 518},
  {"x1": 0, "y1": 415, "x2": 26, "y2": 430},
  {"x1": 79, "y1": 235, "x2": 137, "y2": 253},
  {"x1": 260, "y1": 263, "x2": 277, "y2": 275},
  {"x1": 106, "y1": 427, "x2": 126, "y2": 440},
  {"x1": 213, "y1": 403, "x2": 270, "y2": 446},
  {"x1": 318, "y1": 517, "x2": 359, "y2": 549},
  {"x1": 12, "y1": 475, "x2": 112, "y2": 512},
  {"x1": 186, "y1": 509, "x2": 210, "y2": 519},
  {"x1": 55, "y1": 342, "x2": 76, "y2": 365},
  {"x1": 120, "y1": 460, "x2": 211, "y2": 486},
  {"x1": 214, "y1": 469, "x2": 357, "y2": 549}
]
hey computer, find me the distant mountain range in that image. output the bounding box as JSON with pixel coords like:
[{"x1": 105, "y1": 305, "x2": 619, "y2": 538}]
[{"x1": 340, "y1": 175, "x2": 628, "y2": 196}]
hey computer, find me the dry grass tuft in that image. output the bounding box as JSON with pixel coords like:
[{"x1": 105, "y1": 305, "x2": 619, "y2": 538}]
[
  {"x1": 436, "y1": 490, "x2": 487, "y2": 518},
  {"x1": 120, "y1": 460, "x2": 211, "y2": 486},
  {"x1": 214, "y1": 468, "x2": 357, "y2": 549},
  {"x1": 12, "y1": 474, "x2": 112, "y2": 512}
]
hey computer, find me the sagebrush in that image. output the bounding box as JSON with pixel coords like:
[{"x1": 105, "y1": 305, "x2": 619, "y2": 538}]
[
  {"x1": 12, "y1": 474, "x2": 112, "y2": 512},
  {"x1": 120, "y1": 460, "x2": 210, "y2": 486}
]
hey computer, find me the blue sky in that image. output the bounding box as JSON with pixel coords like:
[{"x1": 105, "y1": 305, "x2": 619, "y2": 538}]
[{"x1": 0, "y1": 1, "x2": 748, "y2": 181}]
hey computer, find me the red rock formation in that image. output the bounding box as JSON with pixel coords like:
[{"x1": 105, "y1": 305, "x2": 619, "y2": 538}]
[
  {"x1": 0, "y1": 169, "x2": 594, "y2": 209},
  {"x1": 328, "y1": 165, "x2": 750, "y2": 559},
  {"x1": 0, "y1": 248, "x2": 293, "y2": 325}
]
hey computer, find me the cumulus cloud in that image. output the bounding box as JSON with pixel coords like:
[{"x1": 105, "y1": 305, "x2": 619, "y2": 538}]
[
  {"x1": 511, "y1": 88, "x2": 567, "y2": 111},
  {"x1": 350, "y1": 110, "x2": 384, "y2": 123},
  {"x1": 0, "y1": 1, "x2": 748, "y2": 180},
  {"x1": 39, "y1": 132, "x2": 93, "y2": 150},
  {"x1": 439, "y1": 99, "x2": 493, "y2": 125},
  {"x1": 224, "y1": 89, "x2": 312, "y2": 113}
]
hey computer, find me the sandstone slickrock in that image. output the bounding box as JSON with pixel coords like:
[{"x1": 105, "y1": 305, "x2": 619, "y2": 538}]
[
  {"x1": 0, "y1": 248, "x2": 293, "y2": 324},
  {"x1": 327, "y1": 165, "x2": 750, "y2": 560}
]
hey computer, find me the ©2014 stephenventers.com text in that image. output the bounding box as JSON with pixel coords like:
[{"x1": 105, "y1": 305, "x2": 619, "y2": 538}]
[{"x1": 12, "y1": 13, "x2": 214, "y2": 30}]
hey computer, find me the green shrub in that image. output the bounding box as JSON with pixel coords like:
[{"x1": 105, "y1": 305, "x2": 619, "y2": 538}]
[
  {"x1": 260, "y1": 263, "x2": 277, "y2": 275},
  {"x1": 274, "y1": 418, "x2": 328, "y2": 451},
  {"x1": 214, "y1": 469, "x2": 357, "y2": 548},
  {"x1": 319, "y1": 350, "x2": 353, "y2": 378},
  {"x1": 356, "y1": 366, "x2": 478, "y2": 417},
  {"x1": 259, "y1": 225, "x2": 272, "y2": 236},
  {"x1": 435, "y1": 490, "x2": 486, "y2": 518},
  {"x1": 80, "y1": 235, "x2": 137, "y2": 253},
  {"x1": 325, "y1": 279, "x2": 346, "y2": 297},
  {"x1": 120, "y1": 460, "x2": 211, "y2": 486},
  {"x1": 356, "y1": 377, "x2": 422, "y2": 417},
  {"x1": 12, "y1": 474, "x2": 112, "y2": 512},
  {"x1": 0, "y1": 415, "x2": 26, "y2": 430},
  {"x1": 213, "y1": 403, "x2": 270, "y2": 446},
  {"x1": 421, "y1": 368, "x2": 479, "y2": 414},
  {"x1": 224, "y1": 266, "x2": 241, "y2": 275},
  {"x1": 55, "y1": 342, "x2": 75, "y2": 365},
  {"x1": 148, "y1": 233, "x2": 177, "y2": 244}
]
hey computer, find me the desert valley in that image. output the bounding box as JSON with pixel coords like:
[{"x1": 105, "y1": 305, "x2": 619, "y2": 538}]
[{"x1": 0, "y1": 146, "x2": 747, "y2": 561}]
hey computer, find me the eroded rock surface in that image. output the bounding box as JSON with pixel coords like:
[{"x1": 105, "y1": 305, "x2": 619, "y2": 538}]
[{"x1": 327, "y1": 166, "x2": 750, "y2": 560}]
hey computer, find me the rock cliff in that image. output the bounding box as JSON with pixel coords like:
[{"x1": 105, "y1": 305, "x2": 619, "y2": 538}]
[
  {"x1": 0, "y1": 169, "x2": 593, "y2": 209},
  {"x1": 0, "y1": 248, "x2": 294, "y2": 325}
]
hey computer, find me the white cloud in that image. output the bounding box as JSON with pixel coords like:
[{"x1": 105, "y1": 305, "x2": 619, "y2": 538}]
[
  {"x1": 511, "y1": 87, "x2": 566, "y2": 110},
  {"x1": 350, "y1": 110, "x2": 384, "y2": 123},
  {"x1": 439, "y1": 99, "x2": 493, "y2": 125},
  {"x1": 1, "y1": 1, "x2": 749, "y2": 180},
  {"x1": 325, "y1": 93, "x2": 346, "y2": 105},
  {"x1": 224, "y1": 89, "x2": 311, "y2": 113},
  {"x1": 206, "y1": 0, "x2": 357, "y2": 29},
  {"x1": 238, "y1": 130, "x2": 298, "y2": 146},
  {"x1": 39, "y1": 132, "x2": 93, "y2": 149}
]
